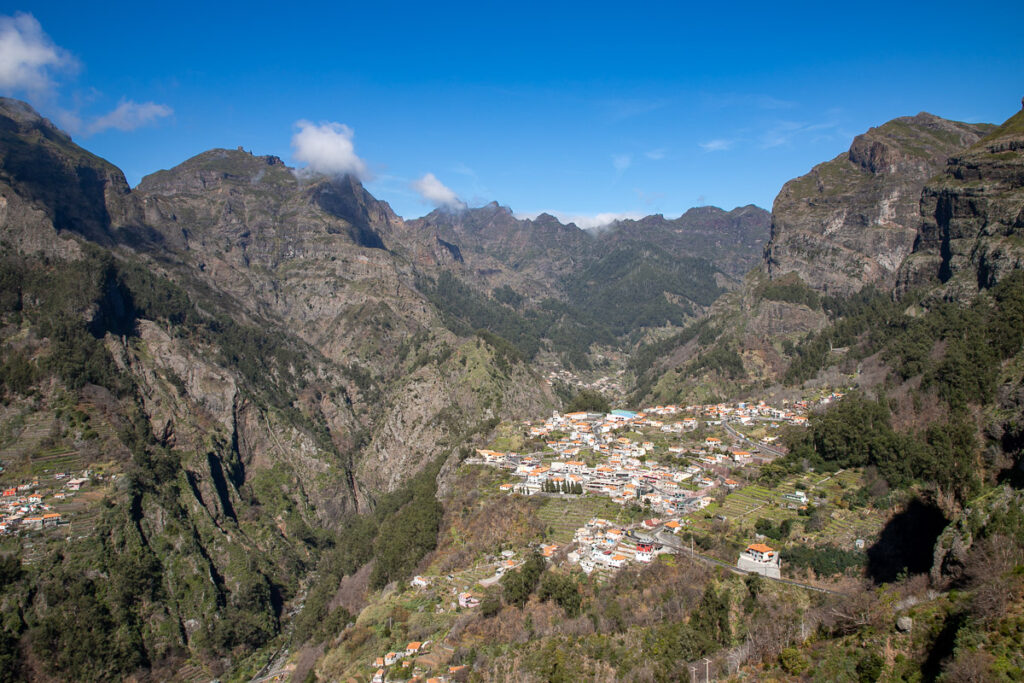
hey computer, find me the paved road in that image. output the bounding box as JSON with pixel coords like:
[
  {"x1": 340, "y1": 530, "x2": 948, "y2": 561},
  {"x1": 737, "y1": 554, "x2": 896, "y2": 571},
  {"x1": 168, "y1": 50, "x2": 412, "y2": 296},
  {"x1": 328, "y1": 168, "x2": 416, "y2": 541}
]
[
  {"x1": 722, "y1": 420, "x2": 785, "y2": 457},
  {"x1": 654, "y1": 529, "x2": 847, "y2": 596}
]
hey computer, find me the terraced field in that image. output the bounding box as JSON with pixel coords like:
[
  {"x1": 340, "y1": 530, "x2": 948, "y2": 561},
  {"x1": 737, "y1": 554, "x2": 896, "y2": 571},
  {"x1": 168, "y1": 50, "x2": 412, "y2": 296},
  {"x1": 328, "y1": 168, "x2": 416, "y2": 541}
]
[
  {"x1": 535, "y1": 496, "x2": 636, "y2": 543},
  {"x1": 29, "y1": 447, "x2": 82, "y2": 476},
  {"x1": 0, "y1": 412, "x2": 56, "y2": 468}
]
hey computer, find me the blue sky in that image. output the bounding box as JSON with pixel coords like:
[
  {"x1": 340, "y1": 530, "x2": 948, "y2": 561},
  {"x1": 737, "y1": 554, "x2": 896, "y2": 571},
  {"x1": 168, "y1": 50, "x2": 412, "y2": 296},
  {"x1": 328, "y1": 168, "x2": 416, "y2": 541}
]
[{"x1": 2, "y1": 1, "x2": 1023, "y2": 224}]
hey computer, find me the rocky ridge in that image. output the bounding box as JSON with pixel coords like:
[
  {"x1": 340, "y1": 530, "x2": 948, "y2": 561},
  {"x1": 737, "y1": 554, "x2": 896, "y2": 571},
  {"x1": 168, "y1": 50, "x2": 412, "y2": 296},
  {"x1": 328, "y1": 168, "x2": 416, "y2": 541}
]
[
  {"x1": 899, "y1": 106, "x2": 1024, "y2": 299},
  {"x1": 766, "y1": 113, "x2": 992, "y2": 295}
]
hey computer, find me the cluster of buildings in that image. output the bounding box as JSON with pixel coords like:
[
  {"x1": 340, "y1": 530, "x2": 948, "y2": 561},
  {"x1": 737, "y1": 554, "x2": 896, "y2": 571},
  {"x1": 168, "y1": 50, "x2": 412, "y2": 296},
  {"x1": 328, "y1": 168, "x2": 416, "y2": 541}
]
[
  {"x1": 483, "y1": 449, "x2": 719, "y2": 516},
  {"x1": 472, "y1": 395, "x2": 827, "y2": 515},
  {"x1": 566, "y1": 517, "x2": 673, "y2": 573},
  {"x1": 543, "y1": 370, "x2": 625, "y2": 398},
  {"x1": 0, "y1": 472, "x2": 89, "y2": 535},
  {"x1": 369, "y1": 643, "x2": 472, "y2": 682}
]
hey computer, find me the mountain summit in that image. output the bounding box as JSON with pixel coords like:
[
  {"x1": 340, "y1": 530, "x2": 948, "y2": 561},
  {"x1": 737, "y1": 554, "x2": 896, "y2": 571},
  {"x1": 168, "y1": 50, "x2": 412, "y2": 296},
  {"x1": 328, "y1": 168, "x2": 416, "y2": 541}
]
[{"x1": 765, "y1": 113, "x2": 993, "y2": 295}]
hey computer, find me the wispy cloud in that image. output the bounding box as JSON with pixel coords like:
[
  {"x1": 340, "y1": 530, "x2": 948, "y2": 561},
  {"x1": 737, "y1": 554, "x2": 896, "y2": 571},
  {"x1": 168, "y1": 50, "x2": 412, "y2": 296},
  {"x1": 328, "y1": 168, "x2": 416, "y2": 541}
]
[
  {"x1": 699, "y1": 138, "x2": 736, "y2": 152},
  {"x1": 645, "y1": 148, "x2": 667, "y2": 160},
  {"x1": 701, "y1": 93, "x2": 798, "y2": 111},
  {"x1": 514, "y1": 210, "x2": 643, "y2": 230},
  {"x1": 760, "y1": 119, "x2": 839, "y2": 148},
  {"x1": 411, "y1": 172, "x2": 465, "y2": 210},
  {"x1": 0, "y1": 12, "x2": 76, "y2": 98},
  {"x1": 0, "y1": 12, "x2": 173, "y2": 137},
  {"x1": 600, "y1": 97, "x2": 667, "y2": 122},
  {"x1": 291, "y1": 120, "x2": 369, "y2": 179},
  {"x1": 86, "y1": 99, "x2": 172, "y2": 134},
  {"x1": 612, "y1": 154, "x2": 632, "y2": 173}
]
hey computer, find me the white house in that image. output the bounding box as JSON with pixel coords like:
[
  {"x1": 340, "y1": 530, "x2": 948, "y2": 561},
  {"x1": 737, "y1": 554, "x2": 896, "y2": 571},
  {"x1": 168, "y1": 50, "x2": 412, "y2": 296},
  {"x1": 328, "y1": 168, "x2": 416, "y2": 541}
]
[{"x1": 738, "y1": 543, "x2": 781, "y2": 579}]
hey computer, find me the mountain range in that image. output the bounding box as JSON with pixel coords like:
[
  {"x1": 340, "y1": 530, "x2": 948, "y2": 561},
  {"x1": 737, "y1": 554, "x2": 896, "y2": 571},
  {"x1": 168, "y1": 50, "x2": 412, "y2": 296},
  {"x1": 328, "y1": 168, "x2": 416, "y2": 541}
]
[{"x1": 0, "y1": 94, "x2": 1022, "y2": 681}]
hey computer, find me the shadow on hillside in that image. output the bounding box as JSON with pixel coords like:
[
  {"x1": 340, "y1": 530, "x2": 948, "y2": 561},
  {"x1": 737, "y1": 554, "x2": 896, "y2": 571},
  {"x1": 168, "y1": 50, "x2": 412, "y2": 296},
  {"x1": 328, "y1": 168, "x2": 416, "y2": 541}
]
[
  {"x1": 997, "y1": 421, "x2": 1024, "y2": 489},
  {"x1": 866, "y1": 498, "x2": 948, "y2": 584}
]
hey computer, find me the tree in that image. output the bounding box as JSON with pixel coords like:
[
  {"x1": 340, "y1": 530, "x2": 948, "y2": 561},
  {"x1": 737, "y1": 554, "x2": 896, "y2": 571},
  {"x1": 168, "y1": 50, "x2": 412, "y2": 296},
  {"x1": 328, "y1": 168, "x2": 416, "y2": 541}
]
[
  {"x1": 566, "y1": 389, "x2": 610, "y2": 414},
  {"x1": 538, "y1": 572, "x2": 582, "y2": 617},
  {"x1": 501, "y1": 552, "x2": 545, "y2": 608},
  {"x1": 691, "y1": 584, "x2": 731, "y2": 646},
  {"x1": 480, "y1": 590, "x2": 502, "y2": 618}
]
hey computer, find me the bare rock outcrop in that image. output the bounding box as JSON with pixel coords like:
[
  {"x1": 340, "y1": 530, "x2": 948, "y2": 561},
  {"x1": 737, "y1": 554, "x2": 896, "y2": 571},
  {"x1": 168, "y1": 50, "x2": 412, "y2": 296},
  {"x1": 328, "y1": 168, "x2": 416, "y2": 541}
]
[
  {"x1": 766, "y1": 113, "x2": 992, "y2": 295},
  {"x1": 898, "y1": 107, "x2": 1024, "y2": 300}
]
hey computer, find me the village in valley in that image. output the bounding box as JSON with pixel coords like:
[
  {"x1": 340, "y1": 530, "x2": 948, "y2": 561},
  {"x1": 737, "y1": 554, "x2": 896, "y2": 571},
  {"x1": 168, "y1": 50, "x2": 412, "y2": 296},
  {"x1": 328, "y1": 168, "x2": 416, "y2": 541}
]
[
  {"x1": 466, "y1": 397, "x2": 831, "y2": 580},
  {"x1": 345, "y1": 389, "x2": 889, "y2": 683},
  {"x1": 0, "y1": 469, "x2": 91, "y2": 536}
]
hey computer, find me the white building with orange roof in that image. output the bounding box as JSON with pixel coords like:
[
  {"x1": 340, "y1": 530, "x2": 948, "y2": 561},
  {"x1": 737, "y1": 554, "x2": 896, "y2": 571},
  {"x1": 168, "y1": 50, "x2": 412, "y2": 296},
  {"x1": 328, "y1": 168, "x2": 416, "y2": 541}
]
[{"x1": 738, "y1": 542, "x2": 781, "y2": 578}]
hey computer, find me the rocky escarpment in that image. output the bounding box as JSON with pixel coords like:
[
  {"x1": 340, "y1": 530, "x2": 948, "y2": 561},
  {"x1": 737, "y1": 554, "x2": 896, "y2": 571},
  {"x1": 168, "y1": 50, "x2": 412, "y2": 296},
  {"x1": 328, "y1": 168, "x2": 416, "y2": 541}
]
[
  {"x1": 899, "y1": 106, "x2": 1024, "y2": 299},
  {"x1": 606, "y1": 205, "x2": 770, "y2": 279},
  {"x1": 766, "y1": 113, "x2": 992, "y2": 295},
  {"x1": 136, "y1": 149, "x2": 438, "y2": 375},
  {"x1": 0, "y1": 97, "x2": 147, "y2": 256},
  {"x1": 403, "y1": 202, "x2": 771, "y2": 297},
  {"x1": 400, "y1": 202, "x2": 593, "y2": 298}
]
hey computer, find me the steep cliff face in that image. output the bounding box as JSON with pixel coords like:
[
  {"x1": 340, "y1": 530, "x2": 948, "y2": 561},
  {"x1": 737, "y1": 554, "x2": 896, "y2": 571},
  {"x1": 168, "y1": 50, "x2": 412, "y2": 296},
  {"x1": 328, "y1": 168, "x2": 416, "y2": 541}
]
[
  {"x1": 899, "y1": 107, "x2": 1024, "y2": 299},
  {"x1": 136, "y1": 149, "x2": 441, "y2": 378},
  {"x1": 0, "y1": 97, "x2": 146, "y2": 257},
  {"x1": 766, "y1": 113, "x2": 992, "y2": 295}
]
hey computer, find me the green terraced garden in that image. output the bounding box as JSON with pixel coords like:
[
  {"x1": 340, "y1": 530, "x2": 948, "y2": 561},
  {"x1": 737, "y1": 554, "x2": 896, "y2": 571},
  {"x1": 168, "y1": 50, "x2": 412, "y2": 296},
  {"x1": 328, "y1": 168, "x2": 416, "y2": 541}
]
[{"x1": 535, "y1": 496, "x2": 634, "y2": 543}]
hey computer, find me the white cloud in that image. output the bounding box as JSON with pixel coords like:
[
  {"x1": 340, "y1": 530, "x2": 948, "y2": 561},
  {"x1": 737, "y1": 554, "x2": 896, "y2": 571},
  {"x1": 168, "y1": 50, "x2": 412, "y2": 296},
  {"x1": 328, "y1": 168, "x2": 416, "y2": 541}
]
[
  {"x1": 0, "y1": 12, "x2": 76, "y2": 97},
  {"x1": 612, "y1": 154, "x2": 631, "y2": 172},
  {"x1": 514, "y1": 210, "x2": 643, "y2": 231},
  {"x1": 411, "y1": 172, "x2": 465, "y2": 209},
  {"x1": 0, "y1": 13, "x2": 173, "y2": 138},
  {"x1": 86, "y1": 99, "x2": 172, "y2": 134},
  {"x1": 645, "y1": 148, "x2": 667, "y2": 160},
  {"x1": 700, "y1": 138, "x2": 736, "y2": 152},
  {"x1": 291, "y1": 120, "x2": 369, "y2": 179}
]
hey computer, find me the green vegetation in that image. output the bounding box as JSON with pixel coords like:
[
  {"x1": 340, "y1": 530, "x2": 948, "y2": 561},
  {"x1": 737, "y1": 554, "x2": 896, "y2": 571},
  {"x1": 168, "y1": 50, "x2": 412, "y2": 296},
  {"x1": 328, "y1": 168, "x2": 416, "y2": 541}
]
[
  {"x1": 783, "y1": 285, "x2": 902, "y2": 385},
  {"x1": 564, "y1": 244, "x2": 721, "y2": 338},
  {"x1": 978, "y1": 108, "x2": 1024, "y2": 143},
  {"x1": 688, "y1": 345, "x2": 745, "y2": 380},
  {"x1": 537, "y1": 571, "x2": 582, "y2": 617},
  {"x1": 754, "y1": 516, "x2": 793, "y2": 541},
  {"x1": 541, "y1": 479, "x2": 584, "y2": 494},
  {"x1": 782, "y1": 544, "x2": 865, "y2": 577},
  {"x1": 565, "y1": 389, "x2": 611, "y2": 414},
  {"x1": 755, "y1": 273, "x2": 822, "y2": 309},
  {"x1": 500, "y1": 551, "x2": 546, "y2": 608},
  {"x1": 417, "y1": 271, "x2": 607, "y2": 367},
  {"x1": 418, "y1": 246, "x2": 724, "y2": 370},
  {"x1": 370, "y1": 459, "x2": 445, "y2": 589},
  {"x1": 783, "y1": 392, "x2": 980, "y2": 504},
  {"x1": 293, "y1": 456, "x2": 446, "y2": 644}
]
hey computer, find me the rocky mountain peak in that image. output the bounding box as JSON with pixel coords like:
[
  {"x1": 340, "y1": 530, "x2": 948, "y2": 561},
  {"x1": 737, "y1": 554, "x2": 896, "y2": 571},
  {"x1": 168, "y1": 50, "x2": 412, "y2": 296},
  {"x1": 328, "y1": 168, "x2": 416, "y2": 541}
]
[
  {"x1": 0, "y1": 97, "x2": 140, "y2": 249},
  {"x1": 137, "y1": 147, "x2": 298, "y2": 196},
  {"x1": 0, "y1": 96, "x2": 65, "y2": 135},
  {"x1": 765, "y1": 113, "x2": 993, "y2": 295}
]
